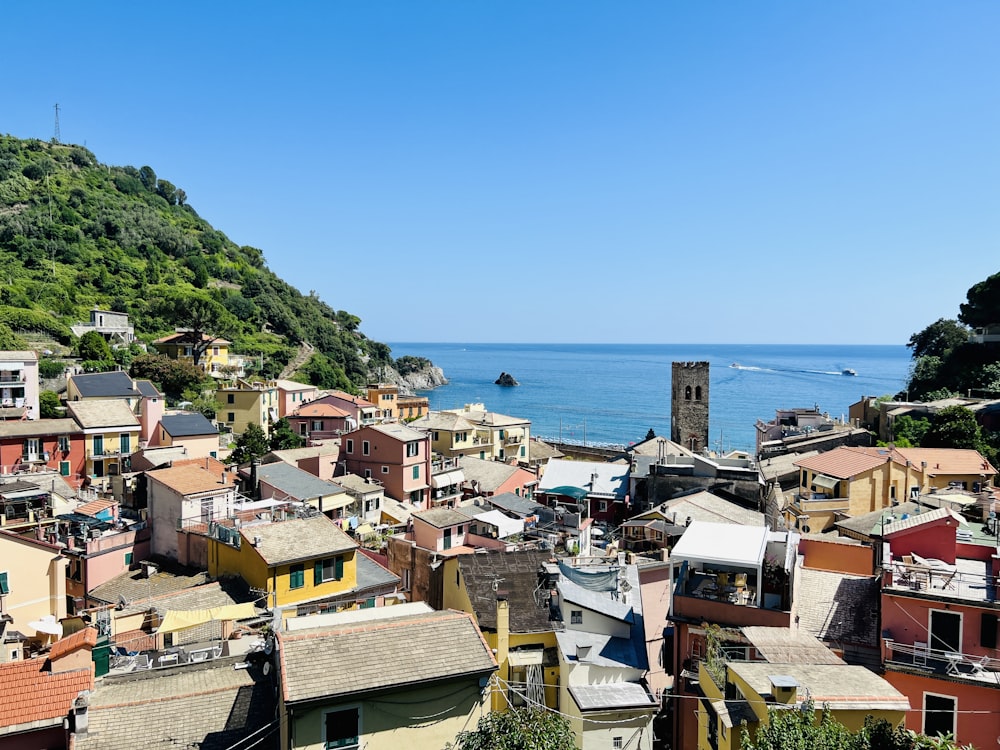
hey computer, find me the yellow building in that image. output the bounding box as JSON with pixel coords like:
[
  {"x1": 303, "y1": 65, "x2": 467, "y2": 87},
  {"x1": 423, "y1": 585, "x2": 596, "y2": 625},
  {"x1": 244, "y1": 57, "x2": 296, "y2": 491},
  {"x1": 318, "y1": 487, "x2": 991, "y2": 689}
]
[
  {"x1": 698, "y1": 659, "x2": 909, "y2": 750},
  {"x1": 442, "y1": 404, "x2": 532, "y2": 464},
  {"x1": 216, "y1": 379, "x2": 279, "y2": 437},
  {"x1": 152, "y1": 331, "x2": 233, "y2": 376},
  {"x1": 65, "y1": 399, "x2": 141, "y2": 478},
  {"x1": 365, "y1": 382, "x2": 398, "y2": 421},
  {"x1": 0, "y1": 530, "x2": 68, "y2": 661},
  {"x1": 442, "y1": 549, "x2": 561, "y2": 712},
  {"x1": 207, "y1": 514, "x2": 358, "y2": 611},
  {"x1": 790, "y1": 446, "x2": 996, "y2": 533}
]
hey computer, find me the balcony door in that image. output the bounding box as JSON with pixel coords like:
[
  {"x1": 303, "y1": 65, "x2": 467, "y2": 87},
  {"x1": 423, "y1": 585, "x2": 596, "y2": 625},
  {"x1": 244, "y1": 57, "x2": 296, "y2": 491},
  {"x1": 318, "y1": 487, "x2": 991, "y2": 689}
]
[{"x1": 929, "y1": 609, "x2": 961, "y2": 653}]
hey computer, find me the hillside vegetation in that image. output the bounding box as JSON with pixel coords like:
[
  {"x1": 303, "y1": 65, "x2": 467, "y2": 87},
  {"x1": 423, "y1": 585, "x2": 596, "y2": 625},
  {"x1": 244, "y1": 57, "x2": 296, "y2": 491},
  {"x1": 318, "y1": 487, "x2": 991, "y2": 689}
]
[{"x1": 0, "y1": 134, "x2": 398, "y2": 389}]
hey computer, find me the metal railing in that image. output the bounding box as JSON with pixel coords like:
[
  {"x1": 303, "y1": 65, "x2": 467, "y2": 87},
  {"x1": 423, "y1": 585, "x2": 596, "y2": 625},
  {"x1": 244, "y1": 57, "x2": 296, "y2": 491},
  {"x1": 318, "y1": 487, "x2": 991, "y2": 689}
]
[{"x1": 886, "y1": 639, "x2": 1000, "y2": 679}]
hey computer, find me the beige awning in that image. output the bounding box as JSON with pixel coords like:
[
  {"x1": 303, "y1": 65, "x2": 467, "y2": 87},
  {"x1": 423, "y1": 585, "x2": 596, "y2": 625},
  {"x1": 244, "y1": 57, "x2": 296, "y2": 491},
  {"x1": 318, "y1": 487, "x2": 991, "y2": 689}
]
[
  {"x1": 508, "y1": 649, "x2": 544, "y2": 666},
  {"x1": 811, "y1": 474, "x2": 839, "y2": 490},
  {"x1": 157, "y1": 602, "x2": 258, "y2": 634},
  {"x1": 431, "y1": 470, "x2": 465, "y2": 489}
]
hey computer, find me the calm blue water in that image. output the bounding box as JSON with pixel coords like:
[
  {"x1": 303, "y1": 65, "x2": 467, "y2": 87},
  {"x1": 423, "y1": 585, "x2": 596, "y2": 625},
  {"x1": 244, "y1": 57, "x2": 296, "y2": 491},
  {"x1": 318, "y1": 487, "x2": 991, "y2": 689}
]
[{"x1": 388, "y1": 343, "x2": 912, "y2": 454}]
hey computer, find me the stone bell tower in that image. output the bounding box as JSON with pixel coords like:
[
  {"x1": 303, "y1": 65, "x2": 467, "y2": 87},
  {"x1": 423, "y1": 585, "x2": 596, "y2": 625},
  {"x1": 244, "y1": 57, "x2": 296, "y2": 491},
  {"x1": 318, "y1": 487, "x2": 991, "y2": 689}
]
[{"x1": 671, "y1": 361, "x2": 709, "y2": 453}]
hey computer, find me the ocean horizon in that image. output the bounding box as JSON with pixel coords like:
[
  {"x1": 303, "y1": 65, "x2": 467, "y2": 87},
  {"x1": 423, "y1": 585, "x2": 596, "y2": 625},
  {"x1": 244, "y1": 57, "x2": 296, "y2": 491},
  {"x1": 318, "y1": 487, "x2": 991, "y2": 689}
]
[{"x1": 388, "y1": 343, "x2": 913, "y2": 454}]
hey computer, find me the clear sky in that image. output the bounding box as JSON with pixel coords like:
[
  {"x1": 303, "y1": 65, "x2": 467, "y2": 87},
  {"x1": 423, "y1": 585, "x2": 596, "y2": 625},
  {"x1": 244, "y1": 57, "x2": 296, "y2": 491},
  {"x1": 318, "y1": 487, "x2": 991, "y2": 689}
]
[{"x1": 4, "y1": 2, "x2": 998, "y2": 345}]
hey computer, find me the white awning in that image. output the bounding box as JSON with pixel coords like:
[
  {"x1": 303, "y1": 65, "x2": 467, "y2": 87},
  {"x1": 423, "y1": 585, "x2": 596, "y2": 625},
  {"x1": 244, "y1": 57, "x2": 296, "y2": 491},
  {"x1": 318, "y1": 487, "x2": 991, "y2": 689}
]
[
  {"x1": 811, "y1": 474, "x2": 839, "y2": 490},
  {"x1": 431, "y1": 470, "x2": 465, "y2": 489},
  {"x1": 508, "y1": 649, "x2": 544, "y2": 666}
]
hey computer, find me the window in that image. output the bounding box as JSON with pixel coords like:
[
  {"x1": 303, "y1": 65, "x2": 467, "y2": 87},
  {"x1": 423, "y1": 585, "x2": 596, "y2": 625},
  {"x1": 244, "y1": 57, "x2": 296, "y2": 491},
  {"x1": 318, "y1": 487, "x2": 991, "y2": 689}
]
[
  {"x1": 227, "y1": 393, "x2": 235, "y2": 404},
  {"x1": 324, "y1": 707, "x2": 359, "y2": 750},
  {"x1": 923, "y1": 693, "x2": 956, "y2": 739},
  {"x1": 571, "y1": 610, "x2": 583, "y2": 625},
  {"x1": 120, "y1": 434, "x2": 130, "y2": 454},
  {"x1": 381, "y1": 466, "x2": 389, "y2": 474},
  {"x1": 314, "y1": 557, "x2": 344, "y2": 584},
  {"x1": 212, "y1": 346, "x2": 220, "y2": 356},
  {"x1": 58, "y1": 435, "x2": 70, "y2": 452},
  {"x1": 685, "y1": 385, "x2": 692, "y2": 400},
  {"x1": 613, "y1": 738, "x2": 623, "y2": 750},
  {"x1": 0, "y1": 571, "x2": 9, "y2": 595},
  {"x1": 362, "y1": 441, "x2": 370, "y2": 456},
  {"x1": 695, "y1": 385, "x2": 702, "y2": 401},
  {"x1": 521, "y1": 446, "x2": 525, "y2": 457},
  {"x1": 443, "y1": 527, "x2": 452, "y2": 550},
  {"x1": 360, "y1": 598, "x2": 375, "y2": 609},
  {"x1": 346, "y1": 439, "x2": 354, "y2": 454},
  {"x1": 60, "y1": 461, "x2": 70, "y2": 476},
  {"x1": 312, "y1": 420, "x2": 323, "y2": 431},
  {"x1": 125, "y1": 552, "x2": 133, "y2": 566},
  {"x1": 412, "y1": 465, "x2": 420, "y2": 480},
  {"x1": 227, "y1": 412, "x2": 235, "y2": 423},
  {"x1": 93, "y1": 435, "x2": 104, "y2": 456},
  {"x1": 364, "y1": 469, "x2": 372, "y2": 479},
  {"x1": 406, "y1": 441, "x2": 419, "y2": 457},
  {"x1": 598, "y1": 501, "x2": 608, "y2": 512},
  {"x1": 409, "y1": 490, "x2": 422, "y2": 504},
  {"x1": 289, "y1": 564, "x2": 305, "y2": 589}
]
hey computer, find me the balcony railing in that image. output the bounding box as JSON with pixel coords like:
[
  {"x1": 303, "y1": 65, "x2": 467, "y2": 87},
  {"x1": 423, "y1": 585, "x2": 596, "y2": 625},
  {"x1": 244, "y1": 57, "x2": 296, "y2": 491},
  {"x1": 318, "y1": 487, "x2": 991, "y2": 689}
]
[
  {"x1": 0, "y1": 375, "x2": 25, "y2": 385},
  {"x1": 87, "y1": 449, "x2": 123, "y2": 460},
  {"x1": 885, "y1": 639, "x2": 1000, "y2": 682}
]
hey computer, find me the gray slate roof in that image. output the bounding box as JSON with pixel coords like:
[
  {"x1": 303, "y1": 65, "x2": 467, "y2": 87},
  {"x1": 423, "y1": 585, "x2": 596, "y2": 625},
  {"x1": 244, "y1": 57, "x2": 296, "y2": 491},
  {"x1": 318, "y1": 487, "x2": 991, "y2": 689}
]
[
  {"x1": 88, "y1": 561, "x2": 210, "y2": 606},
  {"x1": 243, "y1": 514, "x2": 356, "y2": 566},
  {"x1": 69, "y1": 370, "x2": 137, "y2": 398},
  {"x1": 740, "y1": 626, "x2": 844, "y2": 665},
  {"x1": 555, "y1": 630, "x2": 646, "y2": 670},
  {"x1": 569, "y1": 682, "x2": 655, "y2": 711},
  {"x1": 457, "y1": 549, "x2": 560, "y2": 633},
  {"x1": 255, "y1": 462, "x2": 347, "y2": 502},
  {"x1": 0, "y1": 418, "x2": 81, "y2": 439},
  {"x1": 413, "y1": 506, "x2": 470, "y2": 529},
  {"x1": 160, "y1": 412, "x2": 217, "y2": 437},
  {"x1": 77, "y1": 658, "x2": 274, "y2": 750},
  {"x1": 459, "y1": 456, "x2": 522, "y2": 493},
  {"x1": 485, "y1": 492, "x2": 547, "y2": 518},
  {"x1": 356, "y1": 552, "x2": 400, "y2": 592},
  {"x1": 279, "y1": 609, "x2": 496, "y2": 703},
  {"x1": 795, "y1": 567, "x2": 880, "y2": 648}
]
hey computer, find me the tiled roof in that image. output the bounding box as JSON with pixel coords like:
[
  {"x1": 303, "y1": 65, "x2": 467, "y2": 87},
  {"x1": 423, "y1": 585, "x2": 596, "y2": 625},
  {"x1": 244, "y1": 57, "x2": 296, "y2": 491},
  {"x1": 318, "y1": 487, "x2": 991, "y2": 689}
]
[
  {"x1": 89, "y1": 561, "x2": 210, "y2": 606},
  {"x1": 0, "y1": 418, "x2": 81, "y2": 439},
  {"x1": 119, "y1": 579, "x2": 255, "y2": 618},
  {"x1": 0, "y1": 350, "x2": 37, "y2": 360},
  {"x1": 279, "y1": 609, "x2": 495, "y2": 704},
  {"x1": 160, "y1": 412, "x2": 217, "y2": 437},
  {"x1": 244, "y1": 514, "x2": 356, "y2": 566},
  {"x1": 794, "y1": 447, "x2": 890, "y2": 478},
  {"x1": 413, "y1": 507, "x2": 470, "y2": 529},
  {"x1": 76, "y1": 658, "x2": 272, "y2": 750},
  {"x1": 527, "y1": 439, "x2": 564, "y2": 461},
  {"x1": 727, "y1": 662, "x2": 909, "y2": 711},
  {"x1": 48, "y1": 627, "x2": 98, "y2": 660},
  {"x1": 366, "y1": 422, "x2": 426, "y2": 442},
  {"x1": 76, "y1": 498, "x2": 116, "y2": 517},
  {"x1": 484, "y1": 492, "x2": 546, "y2": 518},
  {"x1": 457, "y1": 549, "x2": 559, "y2": 633},
  {"x1": 326, "y1": 391, "x2": 376, "y2": 408},
  {"x1": 795, "y1": 568, "x2": 880, "y2": 648},
  {"x1": 409, "y1": 411, "x2": 478, "y2": 431},
  {"x1": 330, "y1": 473, "x2": 383, "y2": 496},
  {"x1": 0, "y1": 658, "x2": 93, "y2": 732},
  {"x1": 291, "y1": 403, "x2": 350, "y2": 418},
  {"x1": 890, "y1": 447, "x2": 996, "y2": 476},
  {"x1": 147, "y1": 464, "x2": 234, "y2": 496},
  {"x1": 740, "y1": 627, "x2": 843, "y2": 665},
  {"x1": 459, "y1": 456, "x2": 521, "y2": 493},
  {"x1": 882, "y1": 507, "x2": 964, "y2": 537},
  {"x1": 275, "y1": 379, "x2": 316, "y2": 392},
  {"x1": 66, "y1": 399, "x2": 140, "y2": 429},
  {"x1": 153, "y1": 331, "x2": 231, "y2": 345},
  {"x1": 654, "y1": 490, "x2": 765, "y2": 527}
]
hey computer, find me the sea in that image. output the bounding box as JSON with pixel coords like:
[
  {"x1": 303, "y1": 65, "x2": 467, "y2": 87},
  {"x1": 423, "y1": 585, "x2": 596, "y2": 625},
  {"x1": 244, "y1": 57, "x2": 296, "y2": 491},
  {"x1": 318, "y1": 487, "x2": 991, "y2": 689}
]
[{"x1": 387, "y1": 343, "x2": 913, "y2": 455}]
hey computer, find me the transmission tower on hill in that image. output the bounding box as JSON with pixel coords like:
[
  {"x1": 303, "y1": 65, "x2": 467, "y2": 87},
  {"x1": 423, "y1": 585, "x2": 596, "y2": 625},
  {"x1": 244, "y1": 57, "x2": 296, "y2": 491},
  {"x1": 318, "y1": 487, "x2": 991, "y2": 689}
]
[{"x1": 53, "y1": 103, "x2": 61, "y2": 143}]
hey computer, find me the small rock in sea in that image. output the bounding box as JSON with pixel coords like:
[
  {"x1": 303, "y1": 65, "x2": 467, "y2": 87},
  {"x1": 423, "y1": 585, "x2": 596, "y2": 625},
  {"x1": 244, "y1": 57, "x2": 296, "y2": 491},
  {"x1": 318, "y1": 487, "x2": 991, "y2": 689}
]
[{"x1": 495, "y1": 372, "x2": 519, "y2": 386}]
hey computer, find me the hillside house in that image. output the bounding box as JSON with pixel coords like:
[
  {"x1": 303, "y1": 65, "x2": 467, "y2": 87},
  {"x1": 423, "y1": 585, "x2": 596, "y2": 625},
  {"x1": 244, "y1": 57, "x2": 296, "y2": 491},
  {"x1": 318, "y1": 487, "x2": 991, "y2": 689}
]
[{"x1": 0, "y1": 349, "x2": 39, "y2": 421}]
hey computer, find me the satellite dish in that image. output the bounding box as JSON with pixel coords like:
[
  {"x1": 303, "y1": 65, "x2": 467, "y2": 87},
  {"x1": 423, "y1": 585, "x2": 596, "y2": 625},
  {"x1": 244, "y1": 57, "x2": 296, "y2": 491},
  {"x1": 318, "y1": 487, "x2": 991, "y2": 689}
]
[{"x1": 262, "y1": 661, "x2": 271, "y2": 676}]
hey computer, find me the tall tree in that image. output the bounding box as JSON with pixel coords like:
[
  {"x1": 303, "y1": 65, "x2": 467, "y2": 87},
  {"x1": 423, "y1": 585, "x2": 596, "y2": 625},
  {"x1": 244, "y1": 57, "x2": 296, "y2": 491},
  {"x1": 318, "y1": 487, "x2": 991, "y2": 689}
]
[
  {"x1": 959, "y1": 270, "x2": 1000, "y2": 329},
  {"x1": 907, "y1": 319, "x2": 969, "y2": 360},
  {"x1": 156, "y1": 294, "x2": 232, "y2": 368},
  {"x1": 229, "y1": 423, "x2": 269, "y2": 465},
  {"x1": 923, "y1": 405, "x2": 991, "y2": 459},
  {"x1": 77, "y1": 330, "x2": 112, "y2": 362}
]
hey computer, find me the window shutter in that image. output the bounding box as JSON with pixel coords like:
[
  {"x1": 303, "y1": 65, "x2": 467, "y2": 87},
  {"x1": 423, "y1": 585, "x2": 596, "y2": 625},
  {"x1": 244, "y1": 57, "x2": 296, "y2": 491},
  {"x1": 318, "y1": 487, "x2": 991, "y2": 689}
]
[
  {"x1": 982, "y1": 613, "x2": 998, "y2": 649},
  {"x1": 314, "y1": 560, "x2": 324, "y2": 586},
  {"x1": 335, "y1": 557, "x2": 344, "y2": 580}
]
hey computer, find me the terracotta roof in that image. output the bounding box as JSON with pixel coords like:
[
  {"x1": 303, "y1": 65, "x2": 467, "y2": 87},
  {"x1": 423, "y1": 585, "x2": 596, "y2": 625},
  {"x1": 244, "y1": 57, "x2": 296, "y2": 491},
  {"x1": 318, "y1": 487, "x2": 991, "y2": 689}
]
[
  {"x1": 153, "y1": 331, "x2": 231, "y2": 345},
  {"x1": 0, "y1": 658, "x2": 93, "y2": 732},
  {"x1": 327, "y1": 391, "x2": 376, "y2": 408},
  {"x1": 292, "y1": 403, "x2": 350, "y2": 419},
  {"x1": 171, "y1": 456, "x2": 231, "y2": 475},
  {"x1": 794, "y1": 447, "x2": 891, "y2": 478},
  {"x1": 147, "y1": 464, "x2": 234, "y2": 495},
  {"x1": 890, "y1": 447, "x2": 996, "y2": 476},
  {"x1": 48, "y1": 627, "x2": 98, "y2": 660},
  {"x1": 76, "y1": 498, "x2": 116, "y2": 517}
]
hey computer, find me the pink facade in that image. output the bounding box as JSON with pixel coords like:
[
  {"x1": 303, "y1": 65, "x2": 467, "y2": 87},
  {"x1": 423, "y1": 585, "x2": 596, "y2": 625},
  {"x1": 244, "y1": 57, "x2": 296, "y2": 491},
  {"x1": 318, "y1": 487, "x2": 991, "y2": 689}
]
[
  {"x1": 412, "y1": 518, "x2": 468, "y2": 552},
  {"x1": 137, "y1": 394, "x2": 164, "y2": 447},
  {"x1": 276, "y1": 380, "x2": 319, "y2": 418},
  {"x1": 66, "y1": 526, "x2": 151, "y2": 608},
  {"x1": 342, "y1": 425, "x2": 431, "y2": 507}
]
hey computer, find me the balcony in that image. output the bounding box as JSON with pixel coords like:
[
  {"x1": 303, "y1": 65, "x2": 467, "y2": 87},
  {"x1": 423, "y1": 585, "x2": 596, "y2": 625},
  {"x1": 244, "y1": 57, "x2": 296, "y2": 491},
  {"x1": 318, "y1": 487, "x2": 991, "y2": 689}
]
[
  {"x1": 88, "y1": 449, "x2": 123, "y2": 460},
  {"x1": 505, "y1": 435, "x2": 522, "y2": 445},
  {"x1": 884, "y1": 556, "x2": 996, "y2": 604},
  {"x1": 0, "y1": 374, "x2": 26, "y2": 386},
  {"x1": 884, "y1": 639, "x2": 1000, "y2": 684}
]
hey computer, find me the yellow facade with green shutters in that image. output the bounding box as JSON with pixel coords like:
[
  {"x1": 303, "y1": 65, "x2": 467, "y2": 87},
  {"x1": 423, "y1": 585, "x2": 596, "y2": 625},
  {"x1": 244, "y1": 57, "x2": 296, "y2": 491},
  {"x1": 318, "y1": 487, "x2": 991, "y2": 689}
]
[{"x1": 208, "y1": 529, "x2": 358, "y2": 608}]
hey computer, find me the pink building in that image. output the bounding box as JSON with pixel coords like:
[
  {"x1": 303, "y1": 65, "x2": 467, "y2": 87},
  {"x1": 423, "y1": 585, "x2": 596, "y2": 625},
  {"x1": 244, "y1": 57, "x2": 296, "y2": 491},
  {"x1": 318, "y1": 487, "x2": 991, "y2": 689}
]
[
  {"x1": 287, "y1": 403, "x2": 352, "y2": 443},
  {"x1": 880, "y1": 507, "x2": 1000, "y2": 748},
  {"x1": 274, "y1": 379, "x2": 319, "y2": 418},
  {"x1": 342, "y1": 424, "x2": 431, "y2": 508},
  {"x1": 311, "y1": 391, "x2": 377, "y2": 427}
]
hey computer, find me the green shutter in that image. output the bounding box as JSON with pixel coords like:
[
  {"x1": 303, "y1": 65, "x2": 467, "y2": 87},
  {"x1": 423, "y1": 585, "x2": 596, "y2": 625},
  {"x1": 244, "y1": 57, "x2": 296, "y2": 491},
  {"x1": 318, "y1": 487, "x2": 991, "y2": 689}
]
[
  {"x1": 125, "y1": 552, "x2": 133, "y2": 566},
  {"x1": 290, "y1": 564, "x2": 304, "y2": 589},
  {"x1": 335, "y1": 557, "x2": 344, "y2": 580},
  {"x1": 0, "y1": 571, "x2": 8, "y2": 595},
  {"x1": 314, "y1": 560, "x2": 324, "y2": 586}
]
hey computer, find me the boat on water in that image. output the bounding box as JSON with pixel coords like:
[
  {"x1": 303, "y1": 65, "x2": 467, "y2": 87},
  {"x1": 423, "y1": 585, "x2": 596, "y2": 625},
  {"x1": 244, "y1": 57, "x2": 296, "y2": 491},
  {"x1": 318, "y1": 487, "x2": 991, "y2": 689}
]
[
  {"x1": 842, "y1": 368, "x2": 857, "y2": 376},
  {"x1": 730, "y1": 362, "x2": 741, "y2": 369}
]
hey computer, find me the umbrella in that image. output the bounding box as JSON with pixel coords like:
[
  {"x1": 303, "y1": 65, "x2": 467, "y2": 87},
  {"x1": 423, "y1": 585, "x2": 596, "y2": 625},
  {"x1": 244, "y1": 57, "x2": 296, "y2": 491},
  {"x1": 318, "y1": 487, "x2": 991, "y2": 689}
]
[{"x1": 28, "y1": 614, "x2": 63, "y2": 637}]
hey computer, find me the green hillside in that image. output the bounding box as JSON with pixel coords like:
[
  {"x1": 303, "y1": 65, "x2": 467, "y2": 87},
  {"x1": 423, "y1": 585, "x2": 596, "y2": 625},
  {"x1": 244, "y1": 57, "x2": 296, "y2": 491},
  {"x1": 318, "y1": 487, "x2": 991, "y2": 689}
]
[{"x1": 0, "y1": 134, "x2": 395, "y2": 389}]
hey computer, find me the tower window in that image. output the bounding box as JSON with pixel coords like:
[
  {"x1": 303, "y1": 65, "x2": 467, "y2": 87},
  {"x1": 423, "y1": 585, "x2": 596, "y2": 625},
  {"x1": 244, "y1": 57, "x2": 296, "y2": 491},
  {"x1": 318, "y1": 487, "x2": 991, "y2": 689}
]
[
  {"x1": 695, "y1": 386, "x2": 702, "y2": 401},
  {"x1": 685, "y1": 386, "x2": 692, "y2": 400}
]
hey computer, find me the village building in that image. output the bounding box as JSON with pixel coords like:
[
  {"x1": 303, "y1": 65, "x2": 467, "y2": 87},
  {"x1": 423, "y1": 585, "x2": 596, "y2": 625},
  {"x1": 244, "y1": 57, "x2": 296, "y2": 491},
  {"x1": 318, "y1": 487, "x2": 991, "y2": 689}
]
[{"x1": 0, "y1": 349, "x2": 39, "y2": 421}]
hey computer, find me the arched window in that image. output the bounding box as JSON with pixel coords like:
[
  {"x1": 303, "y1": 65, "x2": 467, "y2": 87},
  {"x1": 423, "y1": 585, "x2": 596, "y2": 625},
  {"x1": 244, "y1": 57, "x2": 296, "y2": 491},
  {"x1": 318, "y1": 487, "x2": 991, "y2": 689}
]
[
  {"x1": 695, "y1": 386, "x2": 702, "y2": 401},
  {"x1": 685, "y1": 386, "x2": 692, "y2": 400}
]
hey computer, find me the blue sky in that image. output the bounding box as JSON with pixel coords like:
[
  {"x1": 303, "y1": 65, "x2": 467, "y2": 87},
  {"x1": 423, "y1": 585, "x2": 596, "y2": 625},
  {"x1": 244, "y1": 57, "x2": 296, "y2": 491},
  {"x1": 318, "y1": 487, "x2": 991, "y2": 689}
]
[{"x1": 4, "y1": 2, "x2": 999, "y2": 345}]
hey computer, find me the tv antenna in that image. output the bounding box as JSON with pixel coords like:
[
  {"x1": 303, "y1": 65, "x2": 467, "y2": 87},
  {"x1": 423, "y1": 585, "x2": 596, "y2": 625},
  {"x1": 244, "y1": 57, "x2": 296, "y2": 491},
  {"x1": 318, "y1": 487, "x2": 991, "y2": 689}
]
[{"x1": 53, "y1": 104, "x2": 61, "y2": 144}]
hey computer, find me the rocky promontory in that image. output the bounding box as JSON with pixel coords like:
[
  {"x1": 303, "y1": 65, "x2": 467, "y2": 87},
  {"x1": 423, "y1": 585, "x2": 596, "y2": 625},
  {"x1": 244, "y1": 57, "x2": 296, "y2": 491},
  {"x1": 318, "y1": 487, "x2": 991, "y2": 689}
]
[{"x1": 495, "y1": 372, "x2": 519, "y2": 386}]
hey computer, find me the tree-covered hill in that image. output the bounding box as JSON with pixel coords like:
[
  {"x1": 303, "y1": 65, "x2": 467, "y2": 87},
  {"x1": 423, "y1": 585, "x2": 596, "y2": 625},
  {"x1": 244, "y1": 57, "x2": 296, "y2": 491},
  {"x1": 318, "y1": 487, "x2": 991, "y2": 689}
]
[{"x1": 0, "y1": 134, "x2": 398, "y2": 389}]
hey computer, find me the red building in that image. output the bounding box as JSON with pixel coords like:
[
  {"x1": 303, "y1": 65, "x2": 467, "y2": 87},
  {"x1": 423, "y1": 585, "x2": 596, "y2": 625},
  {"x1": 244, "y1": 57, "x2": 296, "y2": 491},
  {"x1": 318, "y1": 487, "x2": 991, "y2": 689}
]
[
  {"x1": 0, "y1": 418, "x2": 85, "y2": 484},
  {"x1": 341, "y1": 423, "x2": 432, "y2": 508},
  {"x1": 880, "y1": 507, "x2": 1000, "y2": 747}
]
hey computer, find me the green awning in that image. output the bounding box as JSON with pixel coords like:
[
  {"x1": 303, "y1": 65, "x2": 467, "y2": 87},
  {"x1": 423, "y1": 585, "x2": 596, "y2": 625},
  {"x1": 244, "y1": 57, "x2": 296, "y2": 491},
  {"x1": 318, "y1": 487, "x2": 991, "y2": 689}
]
[{"x1": 546, "y1": 485, "x2": 589, "y2": 501}]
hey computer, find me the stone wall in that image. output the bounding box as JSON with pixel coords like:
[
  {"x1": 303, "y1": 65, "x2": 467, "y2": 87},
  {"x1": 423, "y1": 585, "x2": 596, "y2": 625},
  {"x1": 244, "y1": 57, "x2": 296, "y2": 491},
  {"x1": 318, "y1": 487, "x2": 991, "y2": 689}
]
[{"x1": 671, "y1": 362, "x2": 709, "y2": 452}]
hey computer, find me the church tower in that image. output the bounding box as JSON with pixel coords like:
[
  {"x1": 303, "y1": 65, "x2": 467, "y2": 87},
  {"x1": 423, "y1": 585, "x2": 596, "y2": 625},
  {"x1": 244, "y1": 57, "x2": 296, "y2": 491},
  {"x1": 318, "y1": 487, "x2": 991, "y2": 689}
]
[{"x1": 671, "y1": 361, "x2": 709, "y2": 453}]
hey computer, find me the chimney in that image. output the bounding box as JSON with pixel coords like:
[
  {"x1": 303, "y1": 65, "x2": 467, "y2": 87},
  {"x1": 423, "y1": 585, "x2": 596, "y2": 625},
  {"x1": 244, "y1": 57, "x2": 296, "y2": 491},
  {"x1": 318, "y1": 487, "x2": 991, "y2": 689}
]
[
  {"x1": 496, "y1": 593, "x2": 510, "y2": 693},
  {"x1": 576, "y1": 644, "x2": 592, "y2": 661},
  {"x1": 769, "y1": 675, "x2": 799, "y2": 704}
]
